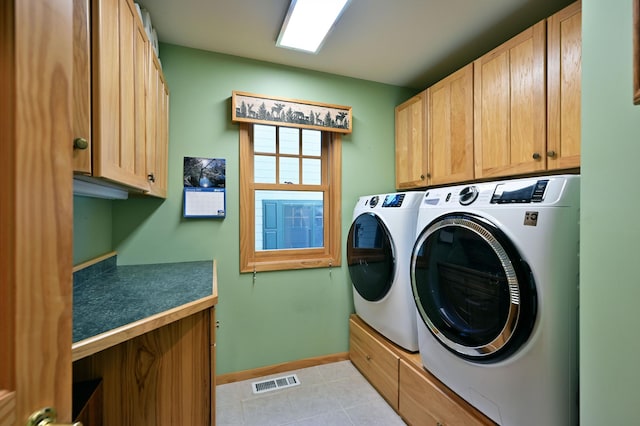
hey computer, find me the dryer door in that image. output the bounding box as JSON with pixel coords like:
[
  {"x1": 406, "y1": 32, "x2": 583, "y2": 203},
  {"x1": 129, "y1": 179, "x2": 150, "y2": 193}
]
[
  {"x1": 411, "y1": 213, "x2": 537, "y2": 362},
  {"x1": 347, "y1": 212, "x2": 395, "y2": 301}
]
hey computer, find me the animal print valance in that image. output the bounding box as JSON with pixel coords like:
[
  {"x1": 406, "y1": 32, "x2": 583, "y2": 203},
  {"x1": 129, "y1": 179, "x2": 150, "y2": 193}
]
[{"x1": 231, "y1": 91, "x2": 352, "y2": 133}]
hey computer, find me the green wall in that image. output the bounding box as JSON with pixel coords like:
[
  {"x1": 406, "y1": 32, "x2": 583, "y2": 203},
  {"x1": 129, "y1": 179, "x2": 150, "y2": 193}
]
[
  {"x1": 73, "y1": 196, "x2": 113, "y2": 265},
  {"x1": 581, "y1": 0, "x2": 640, "y2": 423},
  {"x1": 102, "y1": 45, "x2": 415, "y2": 374},
  {"x1": 70, "y1": 0, "x2": 640, "y2": 419}
]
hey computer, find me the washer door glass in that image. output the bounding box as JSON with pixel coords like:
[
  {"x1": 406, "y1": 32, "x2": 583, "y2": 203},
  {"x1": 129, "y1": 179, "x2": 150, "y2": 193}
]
[
  {"x1": 411, "y1": 213, "x2": 536, "y2": 362},
  {"x1": 347, "y1": 213, "x2": 395, "y2": 302}
]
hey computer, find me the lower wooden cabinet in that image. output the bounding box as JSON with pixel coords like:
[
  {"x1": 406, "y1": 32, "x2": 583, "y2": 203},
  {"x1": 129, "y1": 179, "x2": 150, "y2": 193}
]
[
  {"x1": 211, "y1": 306, "x2": 217, "y2": 426},
  {"x1": 73, "y1": 379, "x2": 103, "y2": 426},
  {"x1": 349, "y1": 314, "x2": 494, "y2": 426},
  {"x1": 399, "y1": 359, "x2": 494, "y2": 426},
  {"x1": 73, "y1": 309, "x2": 213, "y2": 425},
  {"x1": 349, "y1": 314, "x2": 400, "y2": 410}
]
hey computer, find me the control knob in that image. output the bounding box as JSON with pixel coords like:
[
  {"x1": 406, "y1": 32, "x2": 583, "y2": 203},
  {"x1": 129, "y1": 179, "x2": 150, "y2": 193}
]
[{"x1": 459, "y1": 186, "x2": 479, "y2": 205}]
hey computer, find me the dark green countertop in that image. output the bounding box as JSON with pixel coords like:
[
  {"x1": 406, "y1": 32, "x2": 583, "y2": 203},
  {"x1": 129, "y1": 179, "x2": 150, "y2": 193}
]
[{"x1": 73, "y1": 255, "x2": 214, "y2": 343}]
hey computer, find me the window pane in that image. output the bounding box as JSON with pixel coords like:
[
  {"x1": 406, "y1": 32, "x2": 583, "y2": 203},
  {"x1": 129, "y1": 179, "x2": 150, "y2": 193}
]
[
  {"x1": 279, "y1": 127, "x2": 299, "y2": 155},
  {"x1": 279, "y1": 157, "x2": 299, "y2": 184},
  {"x1": 302, "y1": 129, "x2": 321, "y2": 156},
  {"x1": 302, "y1": 158, "x2": 321, "y2": 185},
  {"x1": 255, "y1": 190, "x2": 324, "y2": 251},
  {"x1": 254, "y1": 124, "x2": 276, "y2": 153},
  {"x1": 254, "y1": 155, "x2": 276, "y2": 183}
]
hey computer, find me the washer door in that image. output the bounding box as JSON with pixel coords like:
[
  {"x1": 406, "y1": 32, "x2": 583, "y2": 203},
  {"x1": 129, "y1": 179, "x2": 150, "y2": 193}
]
[
  {"x1": 411, "y1": 213, "x2": 536, "y2": 362},
  {"x1": 347, "y1": 213, "x2": 395, "y2": 302}
]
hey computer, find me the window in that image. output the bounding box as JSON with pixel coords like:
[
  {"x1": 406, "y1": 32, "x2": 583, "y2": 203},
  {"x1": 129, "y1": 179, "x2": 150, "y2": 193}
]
[{"x1": 240, "y1": 123, "x2": 341, "y2": 272}]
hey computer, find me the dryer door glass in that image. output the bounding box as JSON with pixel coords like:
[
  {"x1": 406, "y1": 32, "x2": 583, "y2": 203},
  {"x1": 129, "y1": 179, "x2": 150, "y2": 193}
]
[
  {"x1": 411, "y1": 213, "x2": 536, "y2": 362},
  {"x1": 347, "y1": 213, "x2": 395, "y2": 302}
]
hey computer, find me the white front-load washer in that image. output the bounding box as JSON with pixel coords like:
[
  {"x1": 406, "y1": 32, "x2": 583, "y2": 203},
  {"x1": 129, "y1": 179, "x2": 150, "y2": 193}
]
[
  {"x1": 347, "y1": 191, "x2": 423, "y2": 352},
  {"x1": 410, "y1": 175, "x2": 580, "y2": 426}
]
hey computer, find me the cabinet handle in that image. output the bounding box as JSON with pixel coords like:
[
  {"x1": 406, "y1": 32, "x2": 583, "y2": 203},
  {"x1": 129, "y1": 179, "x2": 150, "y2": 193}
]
[
  {"x1": 28, "y1": 407, "x2": 82, "y2": 426},
  {"x1": 420, "y1": 174, "x2": 425, "y2": 180},
  {"x1": 532, "y1": 152, "x2": 541, "y2": 160},
  {"x1": 547, "y1": 150, "x2": 557, "y2": 158},
  {"x1": 366, "y1": 355, "x2": 371, "y2": 361},
  {"x1": 148, "y1": 173, "x2": 156, "y2": 183},
  {"x1": 73, "y1": 137, "x2": 88, "y2": 150}
]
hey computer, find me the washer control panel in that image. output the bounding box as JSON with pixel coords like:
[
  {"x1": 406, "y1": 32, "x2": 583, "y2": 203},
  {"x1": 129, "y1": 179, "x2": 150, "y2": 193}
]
[
  {"x1": 459, "y1": 186, "x2": 479, "y2": 205},
  {"x1": 491, "y1": 179, "x2": 549, "y2": 203}
]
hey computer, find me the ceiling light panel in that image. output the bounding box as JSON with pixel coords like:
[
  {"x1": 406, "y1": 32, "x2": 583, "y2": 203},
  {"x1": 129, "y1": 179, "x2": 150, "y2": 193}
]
[{"x1": 277, "y1": 0, "x2": 350, "y2": 53}]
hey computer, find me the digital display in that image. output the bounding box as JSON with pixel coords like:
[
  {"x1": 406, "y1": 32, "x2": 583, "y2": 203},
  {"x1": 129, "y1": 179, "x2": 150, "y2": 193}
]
[
  {"x1": 382, "y1": 193, "x2": 405, "y2": 207},
  {"x1": 491, "y1": 180, "x2": 548, "y2": 204}
]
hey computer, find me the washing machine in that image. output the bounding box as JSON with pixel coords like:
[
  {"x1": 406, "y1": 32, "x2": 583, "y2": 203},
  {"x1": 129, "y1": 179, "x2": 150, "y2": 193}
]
[
  {"x1": 410, "y1": 175, "x2": 580, "y2": 426},
  {"x1": 347, "y1": 191, "x2": 423, "y2": 352}
]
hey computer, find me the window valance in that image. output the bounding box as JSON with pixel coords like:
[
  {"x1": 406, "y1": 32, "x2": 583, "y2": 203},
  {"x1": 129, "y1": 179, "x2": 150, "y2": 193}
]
[{"x1": 231, "y1": 91, "x2": 352, "y2": 134}]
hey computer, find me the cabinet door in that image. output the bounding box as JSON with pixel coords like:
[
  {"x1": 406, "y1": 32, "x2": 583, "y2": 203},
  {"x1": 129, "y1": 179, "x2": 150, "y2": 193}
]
[
  {"x1": 1, "y1": 0, "x2": 74, "y2": 423},
  {"x1": 398, "y1": 359, "x2": 494, "y2": 426},
  {"x1": 547, "y1": 1, "x2": 581, "y2": 170},
  {"x1": 73, "y1": 312, "x2": 211, "y2": 425},
  {"x1": 210, "y1": 307, "x2": 216, "y2": 426},
  {"x1": 146, "y1": 53, "x2": 169, "y2": 198},
  {"x1": 72, "y1": 0, "x2": 92, "y2": 174},
  {"x1": 159, "y1": 74, "x2": 169, "y2": 194},
  {"x1": 92, "y1": 0, "x2": 149, "y2": 191},
  {"x1": 395, "y1": 91, "x2": 428, "y2": 189},
  {"x1": 429, "y1": 63, "x2": 474, "y2": 186},
  {"x1": 474, "y1": 21, "x2": 547, "y2": 179},
  {"x1": 146, "y1": 53, "x2": 159, "y2": 195},
  {"x1": 133, "y1": 14, "x2": 148, "y2": 184},
  {"x1": 349, "y1": 317, "x2": 400, "y2": 410}
]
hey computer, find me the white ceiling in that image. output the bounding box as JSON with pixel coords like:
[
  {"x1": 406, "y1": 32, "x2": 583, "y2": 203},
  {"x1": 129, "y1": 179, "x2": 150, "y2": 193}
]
[{"x1": 137, "y1": 0, "x2": 574, "y2": 90}]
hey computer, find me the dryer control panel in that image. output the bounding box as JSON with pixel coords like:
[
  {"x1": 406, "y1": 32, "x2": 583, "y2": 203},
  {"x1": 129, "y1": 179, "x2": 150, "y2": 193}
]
[
  {"x1": 382, "y1": 193, "x2": 405, "y2": 207},
  {"x1": 366, "y1": 193, "x2": 406, "y2": 208}
]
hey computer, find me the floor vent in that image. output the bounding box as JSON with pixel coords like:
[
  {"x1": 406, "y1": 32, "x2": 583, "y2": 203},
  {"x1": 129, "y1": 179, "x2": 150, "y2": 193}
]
[{"x1": 251, "y1": 374, "x2": 300, "y2": 394}]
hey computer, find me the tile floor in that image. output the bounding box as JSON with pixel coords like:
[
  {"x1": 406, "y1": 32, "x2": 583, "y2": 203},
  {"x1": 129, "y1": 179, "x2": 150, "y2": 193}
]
[{"x1": 216, "y1": 360, "x2": 407, "y2": 426}]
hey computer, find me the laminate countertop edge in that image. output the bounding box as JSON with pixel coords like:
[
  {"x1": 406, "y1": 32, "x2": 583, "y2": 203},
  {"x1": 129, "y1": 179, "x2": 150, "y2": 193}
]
[{"x1": 72, "y1": 259, "x2": 219, "y2": 361}]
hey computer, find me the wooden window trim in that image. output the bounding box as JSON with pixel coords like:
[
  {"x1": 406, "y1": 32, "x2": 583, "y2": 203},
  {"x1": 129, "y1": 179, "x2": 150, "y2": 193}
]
[
  {"x1": 239, "y1": 123, "x2": 342, "y2": 273},
  {"x1": 634, "y1": 0, "x2": 640, "y2": 104}
]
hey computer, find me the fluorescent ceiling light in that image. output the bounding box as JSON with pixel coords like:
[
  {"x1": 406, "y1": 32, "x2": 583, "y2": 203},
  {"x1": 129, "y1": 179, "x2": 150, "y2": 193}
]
[
  {"x1": 277, "y1": 0, "x2": 350, "y2": 54},
  {"x1": 73, "y1": 178, "x2": 129, "y2": 200}
]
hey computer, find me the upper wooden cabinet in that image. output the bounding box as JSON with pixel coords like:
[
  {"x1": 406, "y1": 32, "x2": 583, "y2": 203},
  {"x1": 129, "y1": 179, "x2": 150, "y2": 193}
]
[
  {"x1": 91, "y1": 0, "x2": 149, "y2": 191},
  {"x1": 547, "y1": 1, "x2": 581, "y2": 170},
  {"x1": 429, "y1": 63, "x2": 474, "y2": 186},
  {"x1": 73, "y1": 0, "x2": 92, "y2": 174},
  {"x1": 395, "y1": 91, "x2": 428, "y2": 189},
  {"x1": 73, "y1": 0, "x2": 170, "y2": 197},
  {"x1": 473, "y1": 20, "x2": 547, "y2": 179},
  {"x1": 146, "y1": 52, "x2": 170, "y2": 198},
  {"x1": 395, "y1": 1, "x2": 581, "y2": 187},
  {"x1": 395, "y1": 64, "x2": 474, "y2": 190}
]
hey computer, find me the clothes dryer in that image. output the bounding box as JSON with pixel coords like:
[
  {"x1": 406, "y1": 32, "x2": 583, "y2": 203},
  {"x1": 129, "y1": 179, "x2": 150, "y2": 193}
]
[
  {"x1": 347, "y1": 192, "x2": 423, "y2": 352},
  {"x1": 410, "y1": 175, "x2": 580, "y2": 426}
]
